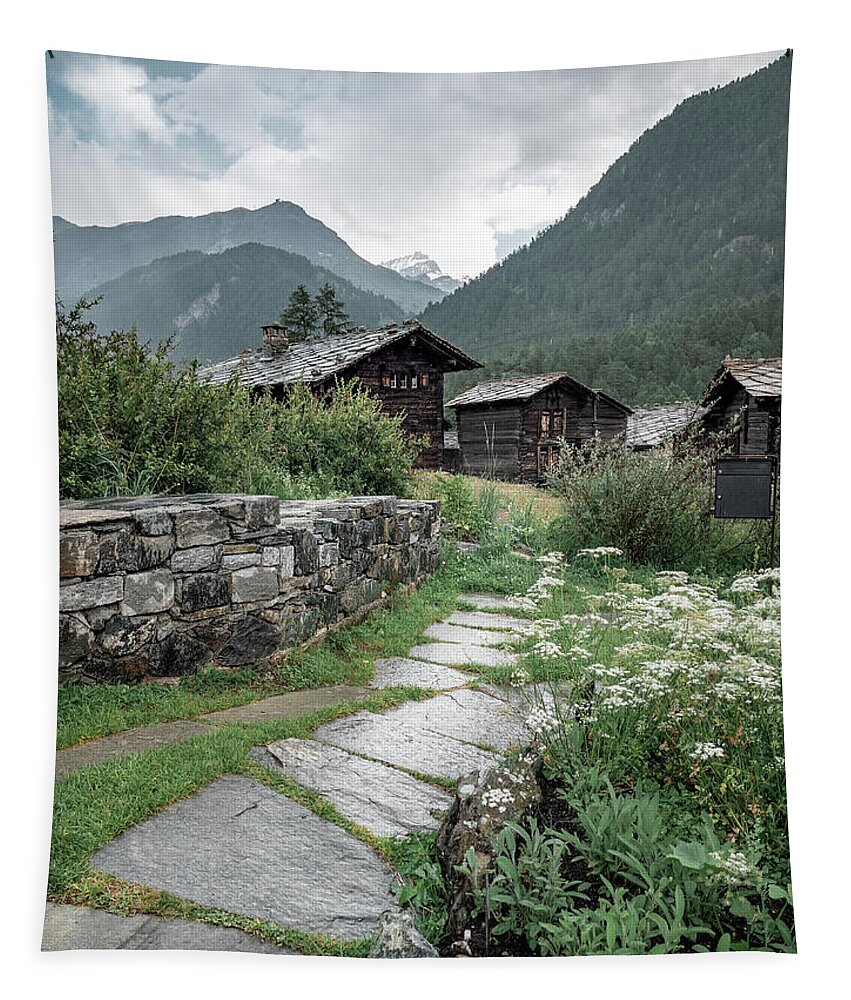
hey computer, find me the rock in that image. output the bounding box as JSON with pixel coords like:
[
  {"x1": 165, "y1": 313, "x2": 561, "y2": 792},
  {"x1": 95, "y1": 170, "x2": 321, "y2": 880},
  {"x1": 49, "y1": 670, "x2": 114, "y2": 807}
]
[
  {"x1": 252, "y1": 738, "x2": 451, "y2": 837},
  {"x1": 319, "y1": 542, "x2": 340, "y2": 567},
  {"x1": 173, "y1": 509, "x2": 229, "y2": 548},
  {"x1": 98, "y1": 615, "x2": 157, "y2": 656},
  {"x1": 171, "y1": 545, "x2": 220, "y2": 573},
  {"x1": 221, "y1": 552, "x2": 261, "y2": 570},
  {"x1": 243, "y1": 496, "x2": 280, "y2": 529},
  {"x1": 231, "y1": 566, "x2": 279, "y2": 603},
  {"x1": 59, "y1": 614, "x2": 94, "y2": 668},
  {"x1": 90, "y1": 775, "x2": 400, "y2": 941},
  {"x1": 132, "y1": 508, "x2": 173, "y2": 537},
  {"x1": 292, "y1": 529, "x2": 319, "y2": 574},
  {"x1": 121, "y1": 569, "x2": 175, "y2": 615},
  {"x1": 59, "y1": 530, "x2": 99, "y2": 578},
  {"x1": 216, "y1": 616, "x2": 281, "y2": 666},
  {"x1": 148, "y1": 630, "x2": 210, "y2": 676},
  {"x1": 279, "y1": 545, "x2": 295, "y2": 579},
  {"x1": 446, "y1": 611, "x2": 533, "y2": 632},
  {"x1": 387, "y1": 688, "x2": 530, "y2": 752},
  {"x1": 457, "y1": 593, "x2": 528, "y2": 611},
  {"x1": 370, "y1": 657, "x2": 472, "y2": 690},
  {"x1": 408, "y1": 642, "x2": 518, "y2": 668},
  {"x1": 179, "y1": 573, "x2": 229, "y2": 613},
  {"x1": 423, "y1": 622, "x2": 520, "y2": 647},
  {"x1": 59, "y1": 576, "x2": 124, "y2": 612},
  {"x1": 134, "y1": 534, "x2": 176, "y2": 570},
  {"x1": 436, "y1": 756, "x2": 543, "y2": 946},
  {"x1": 368, "y1": 910, "x2": 438, "y2": 958}
]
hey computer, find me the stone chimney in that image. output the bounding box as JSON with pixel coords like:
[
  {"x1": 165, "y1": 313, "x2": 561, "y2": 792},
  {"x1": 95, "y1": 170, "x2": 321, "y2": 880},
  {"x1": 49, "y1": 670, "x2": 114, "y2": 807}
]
[{"x1": 261, "y1": 322, "x2": 289, "y2": 355}]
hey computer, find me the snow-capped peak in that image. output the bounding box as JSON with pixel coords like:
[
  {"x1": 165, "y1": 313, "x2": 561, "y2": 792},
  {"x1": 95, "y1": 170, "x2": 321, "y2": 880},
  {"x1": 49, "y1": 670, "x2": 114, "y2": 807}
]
[{"x1": 380, "y1": 251, "x2": 462, "y2": 294}]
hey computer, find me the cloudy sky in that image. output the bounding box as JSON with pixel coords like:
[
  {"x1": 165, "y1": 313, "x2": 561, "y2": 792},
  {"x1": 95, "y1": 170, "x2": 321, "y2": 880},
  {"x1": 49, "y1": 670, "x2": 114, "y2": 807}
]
[{"x1": 46, "y1": 49, "x2": 783, "y2": 277}]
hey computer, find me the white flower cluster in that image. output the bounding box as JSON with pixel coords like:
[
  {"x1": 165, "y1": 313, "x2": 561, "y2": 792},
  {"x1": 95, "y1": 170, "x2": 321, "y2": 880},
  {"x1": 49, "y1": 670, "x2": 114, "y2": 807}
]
[
  {"x1": 709, "y1": 850, "x2": 752, "y2": 884},
  {"x1": 526, "y1": 705, "x2": 560, "y2": 735},
  {"x1": 536, "y1": 551, "x2": 567, "y2": 568},
  {"x1": 690, "y1": 742, "x2": 726, "y2": 761},
  {"x1": 577, "y1": 546, "x2": 624, "y2": 559},
  {"x1": 509, "y1": 667, "x2": 531, "y2": 688},
  {"x1": 533, "y1": 640, "x2": 564, "y2": 660},
  {"x1": 481, "y1": 787, "x2": 516, "y2": 814}
]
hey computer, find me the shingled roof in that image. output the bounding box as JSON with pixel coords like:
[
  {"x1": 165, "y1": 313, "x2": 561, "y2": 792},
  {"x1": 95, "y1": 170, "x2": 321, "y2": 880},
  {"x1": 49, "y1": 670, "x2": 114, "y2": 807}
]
[
  {"x1": 626, "y1": 402, "x2": 704, "y2": 448},
  {"x1": 197, "y1": 319, "x2": 481, "y2": 389},
  {"x1": 701, "y1": 357, "x2": 782, "y2": 404},
  {"x1": 445, "y1": 372, "x2": 632, "y2": 414}
]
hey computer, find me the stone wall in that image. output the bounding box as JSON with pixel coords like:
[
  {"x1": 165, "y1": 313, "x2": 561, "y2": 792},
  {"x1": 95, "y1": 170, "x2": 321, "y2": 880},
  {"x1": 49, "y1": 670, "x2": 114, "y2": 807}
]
[{"x1": 59, "y1": 494, "x2": 440, "y2": 683}]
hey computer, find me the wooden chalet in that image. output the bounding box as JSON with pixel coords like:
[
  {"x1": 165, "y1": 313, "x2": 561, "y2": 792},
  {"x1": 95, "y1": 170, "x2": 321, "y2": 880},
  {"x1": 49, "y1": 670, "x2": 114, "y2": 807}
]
[
  {"x1": 197, "y1": 319, "x2": 482, "y2": 469},
  {"x1": 446, "y1": 372, "x2": 632, "y2": 483},
  {"x1": 698, "y1": 357, "x2": 782, "y2": 457}
]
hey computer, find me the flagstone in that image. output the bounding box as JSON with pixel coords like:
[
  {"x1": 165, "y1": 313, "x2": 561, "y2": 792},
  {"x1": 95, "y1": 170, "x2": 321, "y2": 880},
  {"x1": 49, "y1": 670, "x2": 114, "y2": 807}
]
[
  {"x1": 445, "y1": 610, "x2": 534, "y2": 632},
  {"x1": 370, "y1": 656, "x2": 473, "y2": 690},
  {"x1": 423, "y1": 622, "x2": 520, "y2": 647},
  {"x1": 457, "y1": 593, "x2": 527, "y2": 611},
  {"x1": 91, "y1": 774, "x2": 399, "y2": 941},
  {"x1": 408, "y1": 642, "x2": 519, "y2": 668},
  {"x1": 313, "y1": 710, "x2": 500, "y2": 779},
  {"x1": 251, "y1": 738, "x2": 451, "y2": 837}
]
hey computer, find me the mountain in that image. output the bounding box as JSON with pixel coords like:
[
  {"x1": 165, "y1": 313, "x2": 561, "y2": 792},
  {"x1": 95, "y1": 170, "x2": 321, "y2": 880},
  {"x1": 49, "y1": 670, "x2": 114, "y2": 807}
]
[
  {"x1": 82, "y1": 243, "x2": 405, "y2": 363},
  {"x1": 53, "y1": 200, "x2": 437, "y2": 314},
  {"x1": 421, "y1": 54, "x2": 791, "y2": 364},
  {"x1": 380, "y1": 252, "x2": 462, "y2": 294}
]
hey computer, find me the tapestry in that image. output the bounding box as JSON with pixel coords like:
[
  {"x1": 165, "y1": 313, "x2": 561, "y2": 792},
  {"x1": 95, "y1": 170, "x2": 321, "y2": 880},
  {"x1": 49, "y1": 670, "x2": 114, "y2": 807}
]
[{"x1": 45, "y1": 49, "x2": 793, "y2": 958}]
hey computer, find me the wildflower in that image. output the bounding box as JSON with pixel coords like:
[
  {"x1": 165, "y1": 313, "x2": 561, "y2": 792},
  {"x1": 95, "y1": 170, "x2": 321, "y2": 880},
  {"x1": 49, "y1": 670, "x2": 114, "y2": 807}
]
[
  {"x1": 533, "y1": 640, "x2": 564, "y2": 660},
  {"x1": 526, "y1": 706, "x2": 560, "y2": 735},
  {"x1": 509, "y1": 667, "x2": 531, "y2": 688},
  {"x1": 577, "y1": 546, "x2": 624, "y2": 559},
  {"x1": 690, "y1": 742, "x2": 726, "y2": 761}
]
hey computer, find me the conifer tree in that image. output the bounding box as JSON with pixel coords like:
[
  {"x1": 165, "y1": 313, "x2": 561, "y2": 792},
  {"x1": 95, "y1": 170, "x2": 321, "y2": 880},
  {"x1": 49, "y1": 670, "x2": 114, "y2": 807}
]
[
  {"x1": 280, "y1": 284, "x2": 318, "y2": 343},
  {"x1": 315, "y1": 283, "x2": 350, "y2": 336}
]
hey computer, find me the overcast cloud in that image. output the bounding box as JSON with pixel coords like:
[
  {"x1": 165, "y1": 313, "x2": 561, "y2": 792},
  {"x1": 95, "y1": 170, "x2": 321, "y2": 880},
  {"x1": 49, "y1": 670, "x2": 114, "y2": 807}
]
[{"x1": 47, "y1": 50, "x2": 783, "y2": 277}]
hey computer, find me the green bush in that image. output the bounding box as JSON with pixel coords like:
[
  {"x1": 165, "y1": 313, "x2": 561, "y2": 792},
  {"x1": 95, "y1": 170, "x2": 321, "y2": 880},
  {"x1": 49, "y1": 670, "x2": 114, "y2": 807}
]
[
  {"x1": 57, "y1": 298, "x2": 417, "y2": 500},
  {"x1": 547, "y1": 435, "x2": 772, "y2": 572}
]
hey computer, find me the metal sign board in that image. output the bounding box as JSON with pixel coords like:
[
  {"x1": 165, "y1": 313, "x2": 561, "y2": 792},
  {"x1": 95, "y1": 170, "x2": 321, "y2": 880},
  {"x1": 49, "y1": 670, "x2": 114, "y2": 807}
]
[{"x1": 714, "y1": 458, "x2": 775, "y2": 519}]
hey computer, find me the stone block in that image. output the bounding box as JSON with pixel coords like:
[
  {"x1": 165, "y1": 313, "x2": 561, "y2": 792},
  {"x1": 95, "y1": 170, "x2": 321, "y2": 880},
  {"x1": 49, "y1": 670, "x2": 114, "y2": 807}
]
[
  {"x1": 173, "y1": 509, "x2": 229, "y2": 548},
  {"x1": 134, "y1": 534, "x2": 176, "y2": 570},
  {"x1": 231, "y1": 566, "x2": 279, "y2": 603},
  {"x1": 179, "y1": 573, "x2": 229, "y2": 614},
  {"x1": 98, "y1": 615, "x2": 158, "y2": 656},
  {"x1": 148, "y1": 630, "x2": 210, "y2": 676},
  {"x1": 171, "y1": 545, "x2": 220, "y2": 573},
  {"x1": 59, "y1": 614, "x2": 95, "y2": 668},
  {"x1": 260, "y1": 546, "x2": 280, "y2": 566},
  {"x1": 292, "y1": 529, "x2": 318, "y2": 575},
  {"x1": 222, "y1": 552, "x2": 261, "y2": 570},
  {"x1": 278, "y1": 545, "x2": 295, "y2": 580},
  {"x1": 133, "y1": 509, "x2": 173, "y2": 536},
  {"x1": 121, "y1": 569, "x2": 174, "y2": 615},
  {"x1": 59, "y1": 531, "x2": 99, "y2": 578},
  {"x1": 216, "y1": 616, "x2": 281, "y2": 666},
  {"x1": 60, "y1": 576, "x2": 124, "y2": 612},
  {"x1": 318, "y1": 543, "x2": 340, "y2": 567},
  {"x1": 243, "y1": 496, "x2": 280, "y2": 529}
]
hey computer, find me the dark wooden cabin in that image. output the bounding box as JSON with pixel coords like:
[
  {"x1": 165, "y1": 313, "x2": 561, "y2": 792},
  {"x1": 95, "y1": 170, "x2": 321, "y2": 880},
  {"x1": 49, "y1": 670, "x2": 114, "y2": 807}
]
[
  {"x1": 698, "y1": 358, "x2": 782, "y2": 458},
  {"x1": 197, "y1": 319, "x2": 482, "y2": 469},
  {"x1": 446, "y1": 373, "x2": 632, "y2": 483}
]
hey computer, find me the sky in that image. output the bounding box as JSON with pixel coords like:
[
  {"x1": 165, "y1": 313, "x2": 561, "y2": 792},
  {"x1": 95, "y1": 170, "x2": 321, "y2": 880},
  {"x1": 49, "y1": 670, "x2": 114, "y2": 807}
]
[{"x1": 46, "y1": 49, "x2": 783, "y2": 278}]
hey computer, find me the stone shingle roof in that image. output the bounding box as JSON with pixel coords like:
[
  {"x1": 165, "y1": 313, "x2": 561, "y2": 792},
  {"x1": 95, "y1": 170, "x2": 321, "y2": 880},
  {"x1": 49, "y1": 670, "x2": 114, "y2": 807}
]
[
  {"x1": 197, "y1": 319, "x2": 481, "y2": 389},
  {"x1": 445, "y1": 372, "x2": 632, "y2": 413},
  {"x1": 626, "y1": 402, "x2": 704, "y2": 448},
  {"x1": 702, "y1": 357, "x2": 782, "y2": 403}
]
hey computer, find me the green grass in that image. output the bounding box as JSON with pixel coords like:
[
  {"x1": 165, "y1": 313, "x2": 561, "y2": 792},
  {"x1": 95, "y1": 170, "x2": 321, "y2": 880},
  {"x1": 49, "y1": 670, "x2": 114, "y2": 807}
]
[
  {"x1": 49, "y1": 686, "x2": 432, "y2": 956},
  {"x1": 57, "y1": 545, "x2": 524, "y2": 749}
]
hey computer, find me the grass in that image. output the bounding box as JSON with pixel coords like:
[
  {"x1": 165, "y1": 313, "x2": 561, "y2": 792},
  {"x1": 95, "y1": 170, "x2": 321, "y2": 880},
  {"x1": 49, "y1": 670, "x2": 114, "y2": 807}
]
[{"x1": 412, "y1": 470, "x2": 560, "y2": 524}]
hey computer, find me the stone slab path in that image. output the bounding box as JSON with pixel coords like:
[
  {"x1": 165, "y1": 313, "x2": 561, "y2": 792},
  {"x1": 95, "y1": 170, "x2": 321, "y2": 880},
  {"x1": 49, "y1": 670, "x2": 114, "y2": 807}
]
[
  {"x1": 62, "y1": 592, "x2": 552, "y2": 952},
  {"x1": 42, "y1": 902, "x2": 293, "y2": 953}
]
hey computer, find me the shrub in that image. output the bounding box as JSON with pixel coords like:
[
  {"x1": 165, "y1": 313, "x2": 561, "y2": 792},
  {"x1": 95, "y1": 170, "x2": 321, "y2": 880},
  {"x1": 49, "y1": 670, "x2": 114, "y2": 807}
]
[
  {"x1": 546, "y1": 434, "x2": 772, "y2": 572},
  {"x1": 57, "y1": 298, "x2": 417, "y2": 500}
]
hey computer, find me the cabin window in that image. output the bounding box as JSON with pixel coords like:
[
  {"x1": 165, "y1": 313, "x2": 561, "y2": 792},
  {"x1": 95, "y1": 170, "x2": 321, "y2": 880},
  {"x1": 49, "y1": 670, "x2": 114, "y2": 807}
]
[
  {"x1": 410, "y1": 374, "x2": 418, "y2": 389},
  {"x1": 400, "y1": 374, "x2": 408, "y2": 388},
  {"x1": 390, "y1": 373, "x2": 398, "y2": 388},
  {"x1": 552, "y1": 411, "x2": 564, "y2": 435},
  {"x1": 421, "y1": 372, "x2": 430, "y2": 387},
  {"x1": 381, "y1": 373, "x2": 391, "y2": 388},
  {"x1": 540, "y1": 412, "x2": 551, "y2": 435},
  {"x1": 537, "y1": 444, "x2": 561, "y2": 478}
]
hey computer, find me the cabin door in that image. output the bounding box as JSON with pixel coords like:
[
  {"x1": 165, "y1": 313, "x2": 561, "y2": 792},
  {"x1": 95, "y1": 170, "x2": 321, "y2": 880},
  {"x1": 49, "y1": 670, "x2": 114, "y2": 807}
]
[{"x1": 537, "y1": 444, "x2": 560, "y2": 479}]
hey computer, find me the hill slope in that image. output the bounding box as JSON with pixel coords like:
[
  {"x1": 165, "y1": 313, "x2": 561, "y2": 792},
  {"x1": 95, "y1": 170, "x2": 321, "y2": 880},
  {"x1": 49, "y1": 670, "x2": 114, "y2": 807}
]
[
  {"x1": 83, "y1": 243, "x2": 405, "y2": 363},
  {"x1": 421, "y1": 54, "x2": 791, "y2": 359},
  {"x1": 53, "y1": 200, "x2": 439, "y2": 314}
]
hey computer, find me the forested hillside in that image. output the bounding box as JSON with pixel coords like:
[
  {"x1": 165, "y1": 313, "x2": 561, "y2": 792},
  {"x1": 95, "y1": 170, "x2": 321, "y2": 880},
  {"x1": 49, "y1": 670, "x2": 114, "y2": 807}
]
[
  {"x1": 82, "y1": 243, "x2": 405, "y2": 363},
  {"x1": 423, "y1": 53, "x2": 791, "y2": 390}
]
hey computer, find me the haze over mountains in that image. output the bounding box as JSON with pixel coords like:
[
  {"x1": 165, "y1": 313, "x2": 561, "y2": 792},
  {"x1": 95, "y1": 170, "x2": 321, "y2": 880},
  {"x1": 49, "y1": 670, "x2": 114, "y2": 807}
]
[{"x1": 51, "y1": 54, "x2": 790, "y2": 401}]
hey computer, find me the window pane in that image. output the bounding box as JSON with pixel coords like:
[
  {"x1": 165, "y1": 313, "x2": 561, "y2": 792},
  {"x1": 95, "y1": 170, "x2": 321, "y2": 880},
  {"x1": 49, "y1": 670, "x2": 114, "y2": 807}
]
[
  {"x1": 400, "y1": 374, "x2": 408, "y2": 388},
  {"x1": 422, "y1": 373, "x2": 429, "y2": 387},
  {"x1": 411, "y1": 375, "x2": 418, "y2": 389}
]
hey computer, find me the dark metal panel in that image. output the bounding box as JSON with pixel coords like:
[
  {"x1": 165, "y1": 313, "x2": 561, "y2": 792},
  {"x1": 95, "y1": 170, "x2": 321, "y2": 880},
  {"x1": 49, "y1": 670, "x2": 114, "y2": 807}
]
[{"x1": 714, "y1": 458, "x2": 775, "y2": 519}]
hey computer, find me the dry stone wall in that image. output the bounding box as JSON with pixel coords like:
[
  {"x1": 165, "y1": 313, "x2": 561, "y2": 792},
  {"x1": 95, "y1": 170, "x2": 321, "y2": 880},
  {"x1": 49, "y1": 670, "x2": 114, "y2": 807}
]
[{"x1": 59, "y1": 494, "x2": 440, "y2": 683}]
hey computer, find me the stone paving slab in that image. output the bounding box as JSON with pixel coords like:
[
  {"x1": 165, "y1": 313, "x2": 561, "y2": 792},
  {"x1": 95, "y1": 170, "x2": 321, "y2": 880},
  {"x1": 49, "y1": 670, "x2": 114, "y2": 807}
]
[
  {"x1": 251, "y1": 738, "x2": 451, "y2": 837},
  {"x1": 423, "y1": 622, "x2": 521, "y2": 647},
  {"x1": 313, "y1": 711, "x2": 501, "y2": 779},
  {"x1": 370, "y1": 657, "x2": 473, "y2": 690},
  {"x1": 385, "y1": 688, "x2": 530, "y2": 752},
  {"x1": 55, "y1": 720, "x2": 217, "y2": 781},
  {"x1": 477, "y1": 681, "x2": 571, "y2": 713},
  {"x1": 408, "y1": 642, "x2": 519, "y2": 668},
  {"x1": 42, "y1": 902, "x2": 293, "y2": 953},
  {"x1": 91, "y1": 774, "x2": 399, "y2": 941},
  {"x1": 446, "y1": 610, "x2": 534, "y2": 632},
  {"x1": 457, "y1": 593, "x2": 527, "y2": 611},
  {"x1": 200, "y1": 685, "x2": 373, "y2": 725}
]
